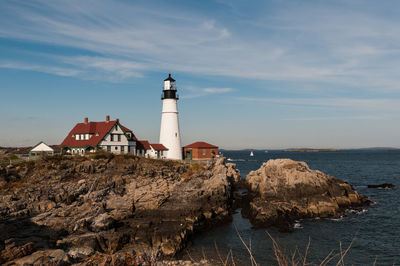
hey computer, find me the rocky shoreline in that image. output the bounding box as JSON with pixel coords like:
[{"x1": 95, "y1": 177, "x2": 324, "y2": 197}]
[
  {"x1": 244, "y1": 159, "x2": 371, "y2": 231},
  {"x1": 0, "y1": 155, "x2": 370, "y2": 265},
  {"x1": 0, "y1": 155, "x2": 240, "y2": 265}
]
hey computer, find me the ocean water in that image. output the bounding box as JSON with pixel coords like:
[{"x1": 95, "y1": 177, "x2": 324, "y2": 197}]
[{"x1": 185, "y1": 150, "x2": 400, "y2": 265}]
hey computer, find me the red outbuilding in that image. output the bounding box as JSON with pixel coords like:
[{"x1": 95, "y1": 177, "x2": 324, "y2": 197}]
[{"x1": 183, "y1": 141, "x2": 218, "y2": 160}]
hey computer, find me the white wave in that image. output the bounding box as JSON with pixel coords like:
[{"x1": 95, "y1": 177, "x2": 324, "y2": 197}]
[
  {"x1": 293, "y1": 221, "x2": 303, "y2": 229},
  {"x1": 347, "y1": 208, "x2": 368, "y2": 215},
  {"x1": 227, "y1": 158, "x2": 246, "y2": 162},
  {"x1": 329, "y1": 216, "x2": 344, "y2": 222}
]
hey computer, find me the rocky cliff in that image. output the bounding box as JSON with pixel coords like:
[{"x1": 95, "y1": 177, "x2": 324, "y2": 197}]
[
  {"x1": 0, "y1": 155, "x2": 240, "y2": 265},
  {"x1": 245, "y1": 159, "x2": 370, "y2": 231}
]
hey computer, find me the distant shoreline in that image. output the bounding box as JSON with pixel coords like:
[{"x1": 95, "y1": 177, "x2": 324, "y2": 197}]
[{"x1": 284, "y1": 148, "x2": 341, "y2": 152}]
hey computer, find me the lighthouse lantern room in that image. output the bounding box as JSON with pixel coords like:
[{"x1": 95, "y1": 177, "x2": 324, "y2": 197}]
[{"x1": 159, "y1": 74, "x2": 182, "y2": 160}]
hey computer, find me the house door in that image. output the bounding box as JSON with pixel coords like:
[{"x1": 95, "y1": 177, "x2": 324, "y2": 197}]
[{"x1": 185, "y1": 150, "x2": 192, "y2": 160}]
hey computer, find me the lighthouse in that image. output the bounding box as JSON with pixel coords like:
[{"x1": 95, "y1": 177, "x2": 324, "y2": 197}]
[{"x1": 159, "y1": 74, "x2": 182, "y2": 160}]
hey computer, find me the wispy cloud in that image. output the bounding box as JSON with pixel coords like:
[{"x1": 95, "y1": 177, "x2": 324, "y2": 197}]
[
  {"x1": 238, "y1": 97, "x2": 400, "y2": 111},
  {"x1": 203, "y1": 87, "x2": 233, "y2": 93},
  {"x1": 1, "y1": 0, "x2": 400, "y2": 93},
  {"x1": 0, "y1": 56, "x2": 149, "y2": 82},
  {"x1": 183, "y1": 87, "x2": 234, "y2": 99},
  {"x1": 0, "y1": 61, "x2": 82, "y2": 77},
  {"x1": 59, "y1": 56, "x2": 149, "y2": 81},
  {"x1": 283, "y1": 115, "x2": 385, "y2": 121}
]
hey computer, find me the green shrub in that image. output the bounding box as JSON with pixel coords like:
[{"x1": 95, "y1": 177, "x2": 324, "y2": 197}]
[
  {"x1": 8, "y1": 153, "x2": 19, "y2": 160},
  {"x1": 123, "y1": 153, "x2": 137, "y2": 160},
  {"x1": 45, "y1": 154, "x2": 65, "y2": 163},
  {"x1": 90, "y1": 150, "x2": 114, "y2": 160}
]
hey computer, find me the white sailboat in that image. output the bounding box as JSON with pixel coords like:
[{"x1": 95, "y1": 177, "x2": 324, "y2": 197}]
[{"x1": 250, "y1": 151, "x2": 254, "y2": 157}]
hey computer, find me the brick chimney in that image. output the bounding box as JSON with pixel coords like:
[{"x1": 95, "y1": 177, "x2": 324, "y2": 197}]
[
  {"x1": 84, "y1": 117, "x2": 88, "y2": 124},
  {"x1": 106, "y1": 115, "x2": 110, "y2": 122}
]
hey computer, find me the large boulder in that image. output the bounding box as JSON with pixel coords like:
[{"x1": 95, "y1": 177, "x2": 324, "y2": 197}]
[{"x1": 245, "y1": 159, "x2": 369, "y2": 230}]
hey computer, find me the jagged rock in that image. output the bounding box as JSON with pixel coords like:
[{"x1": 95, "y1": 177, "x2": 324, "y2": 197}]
[
  {"x1": 9, "y1": 249, "x2": 70, "y2": 265},
  {"x1": 0, "y1": 155, "x2": 241, "y2": 263},
  {"x1": 91, "y1": 213, "x2": 116, "y2": 232},
  {"x1": 245, "y1": 159, "x2": 369, "y2": 230},
  {"x1": 56, "y1": 233, "x2": 103, "y2": 252},
  {"x1": 0, "y1": 241, "x2": 35, "y2": 263},
  {"x1": 67, "y1": 246, "x2": 95, "y2": 260}
]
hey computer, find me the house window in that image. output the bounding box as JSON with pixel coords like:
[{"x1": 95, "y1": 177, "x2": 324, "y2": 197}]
[
  {"x1": 107, "y1": 146, "x2": 111, "y2": 152},
  {"x1": 121, "y1": 146, "x2": 124, "y2": 152},
  {"x1": 128, "y1": 146, "x2": 130, "y2": 152},
  {"x1": 110, "y1": 134, "x2": 114, "y2": 141},
  {"x1": 76, "y1": 135, "x2": 80, "y2": 140},
  {"x1": 118, "y1": 135, "x2": 121, "y2": 142},
  {"x1": 115, "y1": 146, "x2": 118, "y2": 150}
]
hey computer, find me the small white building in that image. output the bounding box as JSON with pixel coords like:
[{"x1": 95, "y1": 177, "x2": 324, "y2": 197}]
[
  {"x1": 29, "y1": 141, "x2": 54, "y2": 157},
  {"x1": 136, "y1": 140, "x2": 168, "y2": 159}
]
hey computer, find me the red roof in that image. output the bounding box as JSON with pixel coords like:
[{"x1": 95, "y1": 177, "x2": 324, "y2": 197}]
[
  {"x1": 136, "y1": 140, "x2": 151, "y2": 150},
  {"x1": 61, "y1": 120, "x2": 117, "y2": 147},
  {"x1": 60, "y1": 119, "x2": 138, "y2": 147},
  {"x1": 120, "y1": 125, "x2": 138, "y2": 141},
  {"x1": 150, "y1": 144, "x2": 168, "y2": 151},
  {"x1": 184, "y1": 141, "x2": 218, "y2": 149}
]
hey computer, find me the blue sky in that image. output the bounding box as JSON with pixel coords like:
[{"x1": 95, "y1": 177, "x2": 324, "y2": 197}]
[{"x1": 1, "y1": 0, "x2": 400, "y2": 149}]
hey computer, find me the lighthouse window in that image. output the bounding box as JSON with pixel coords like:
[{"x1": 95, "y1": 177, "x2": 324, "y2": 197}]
[{"x1": 175, "y1": 133, "x2": 177, "y2": 137}]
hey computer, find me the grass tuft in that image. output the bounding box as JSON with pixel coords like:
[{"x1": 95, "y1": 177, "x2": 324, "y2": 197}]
[{"x1": 183, "y1": 163, "x2": 205, "y2": 179}]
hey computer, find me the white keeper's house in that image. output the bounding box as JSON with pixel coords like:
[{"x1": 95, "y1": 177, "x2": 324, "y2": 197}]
[{"x1": 60, "y1": 115, "x2": 167, "y2": 158}]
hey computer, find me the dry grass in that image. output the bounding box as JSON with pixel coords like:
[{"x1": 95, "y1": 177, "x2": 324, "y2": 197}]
[
  {"x1": 90, "y1": 150, "x2": 114, "y2": 160},
  {"x1": 183, "y1": 163, "x2": 205, "y2": 179},
  {"x1": 2, "y1": 179, "x2": 29, "y2": 189},
  {"x1": 195, "y1": 224, "x2": 360, "y2": 266}
]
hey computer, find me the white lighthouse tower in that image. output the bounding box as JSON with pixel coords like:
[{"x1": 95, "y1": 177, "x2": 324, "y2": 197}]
[{"x1": 159, "y1": 74, "x2": 182, "y2": 160}]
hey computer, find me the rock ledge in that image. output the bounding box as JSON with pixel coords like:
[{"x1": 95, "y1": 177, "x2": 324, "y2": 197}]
[{"x1": 245, "y1": 159, "x2": 370, "y2": 231}]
